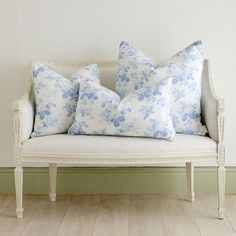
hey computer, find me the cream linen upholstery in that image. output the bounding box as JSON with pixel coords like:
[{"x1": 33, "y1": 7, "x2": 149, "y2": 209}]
[
  {"x1": 22, "y1": 134, "x2": 216, "y2": 158},
  {"x1": 13, "y1": 90, "x2": 34, "y2": 142},
  {"x1": 201, "y1": 60, "x2": 224, "y2": 142}
]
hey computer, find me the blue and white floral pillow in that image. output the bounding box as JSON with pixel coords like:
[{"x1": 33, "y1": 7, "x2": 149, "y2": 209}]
[
  {"x1": 116, "y1": 41, "x2": 207, "y2": 135},
  {"x1": 68, "y1": 74, "x2": 175, "y2": 141},
  {"x1": 31, "y1": 64, "x2": 99, "y2": 137}
]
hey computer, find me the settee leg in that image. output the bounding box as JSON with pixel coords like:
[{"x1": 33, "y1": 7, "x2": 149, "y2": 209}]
[
  {"x1": 14, "y1": 166, "x2": 23, "y2": 218},
  {"x1": 49, "y1": 163, "x2": 57, "y2": 202},
  {"x1": 218, "y1": 164, "x2": 225, "y2": 219},
  {"x1": 186, "y1": 162, "x2": 195, "y2": 202}
]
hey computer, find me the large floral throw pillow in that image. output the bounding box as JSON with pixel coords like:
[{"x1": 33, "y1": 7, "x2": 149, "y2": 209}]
[
  {"x1": 116, "y1": 41, "x2": 207, "y2": 135},
  {"x1": 68, "y1": 73, "x2": 175, "y2": 141},
  {"x1": 31, "y1": 63, "x2": 99, "y2": 137}
]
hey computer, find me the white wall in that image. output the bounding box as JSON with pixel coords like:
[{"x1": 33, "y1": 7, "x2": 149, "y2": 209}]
[
  {"x1": 0, "y1": 0, "x2": 235, "y2": 166},
  {"x1": 159, "y1": 0, "x2": 236, "y2": 167},
  {"x1": 0, "y1": 0, "x2": 18, "y2": 167}
]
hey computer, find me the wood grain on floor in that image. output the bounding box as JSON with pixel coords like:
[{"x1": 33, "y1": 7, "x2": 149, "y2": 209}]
[{"x1": 0, "y1": 194, "x2": 236, "y2": 236}]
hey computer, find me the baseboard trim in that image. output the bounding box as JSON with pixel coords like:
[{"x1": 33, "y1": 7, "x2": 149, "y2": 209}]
[{"x1": 0, "y1": 167, "x2": 235, "y2": 194}]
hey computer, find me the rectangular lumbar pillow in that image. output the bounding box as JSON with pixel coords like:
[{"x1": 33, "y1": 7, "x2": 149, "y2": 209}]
[
  {"x1": 68, "y1": 68, "x2": 175, "y2": 141},
  {"x1": 116, "y1": 41, "x2": 207, "y2": 135},
  {"x1": 31, "y1": 63, "x2": 99, "y2": 137}
]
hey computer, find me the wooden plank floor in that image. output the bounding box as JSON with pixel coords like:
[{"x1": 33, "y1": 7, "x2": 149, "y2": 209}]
[{"x1": 0, "y1": 195, "x2": 236, "y2": 236}]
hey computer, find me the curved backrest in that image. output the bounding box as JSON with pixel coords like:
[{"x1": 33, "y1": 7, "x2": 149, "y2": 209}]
[{"x1": 31, "y1": 60, "x2": 216, "y2": 139}]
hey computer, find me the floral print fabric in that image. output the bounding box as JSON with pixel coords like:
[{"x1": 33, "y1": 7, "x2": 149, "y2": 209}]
[
  {"x1": 31, "y1": 64, "x2": 98, "y2": 137},
  {"x1": 68, "y1": 74, "x2": 175, "y2": 141},
  {"x1": 116, "y1": 41, "x2": 207, "y2": 135}
]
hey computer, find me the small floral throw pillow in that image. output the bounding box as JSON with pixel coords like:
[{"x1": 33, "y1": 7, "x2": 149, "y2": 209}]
[
  {"x1": 116, "y1": 41, "x2": 207, "y2": 135},
  {"x1": 31, "y1": 64, "x2": 99, "y2": 137},
  {"x1": 68, "y1": 73, "x2": 175, "y2": 141}
]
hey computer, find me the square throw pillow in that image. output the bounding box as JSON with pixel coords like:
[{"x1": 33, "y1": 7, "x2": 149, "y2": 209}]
[
  {"x1": 31, "y1": 63, "x2": 99, "y2": 137},
  {"x1": 68, "y1": 73, "x2": 175, "y2": 141},
  {"x1": 116, "y1": 41, "x2": 207, "y2": 135}
]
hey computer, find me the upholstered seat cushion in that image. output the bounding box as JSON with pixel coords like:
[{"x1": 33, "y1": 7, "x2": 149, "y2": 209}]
[{"x1": 22, "y1": 134, "x2": 217, "y2": 158}]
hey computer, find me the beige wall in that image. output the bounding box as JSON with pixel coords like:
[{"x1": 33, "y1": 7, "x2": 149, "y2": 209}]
[{"x1": 0, "y1": 0, "x2": 235, "y2": 166}]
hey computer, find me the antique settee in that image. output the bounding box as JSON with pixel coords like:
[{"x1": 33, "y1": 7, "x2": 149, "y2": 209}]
[{"x1": 12, "y1": 60, "x2": 225, "y2": 219}]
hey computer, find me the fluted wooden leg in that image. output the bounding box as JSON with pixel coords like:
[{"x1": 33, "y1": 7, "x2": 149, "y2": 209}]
[
  {"x1": 49, "y1": 163, "x2": 57, "y2": 202},
  {"x1": 218, "y1": 164, "x2": 225, "y2": 219},
  {"x1": 186, "y1": 162, "x2": 195, "y2": 202},
  {"x1": 14, "y1": 166, "x2": 23, "y2": 218}
]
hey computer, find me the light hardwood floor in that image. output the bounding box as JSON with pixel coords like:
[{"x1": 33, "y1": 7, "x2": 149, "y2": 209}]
[{"x1": 0, "y1": 194, "x2": 236, "y2": 236}]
